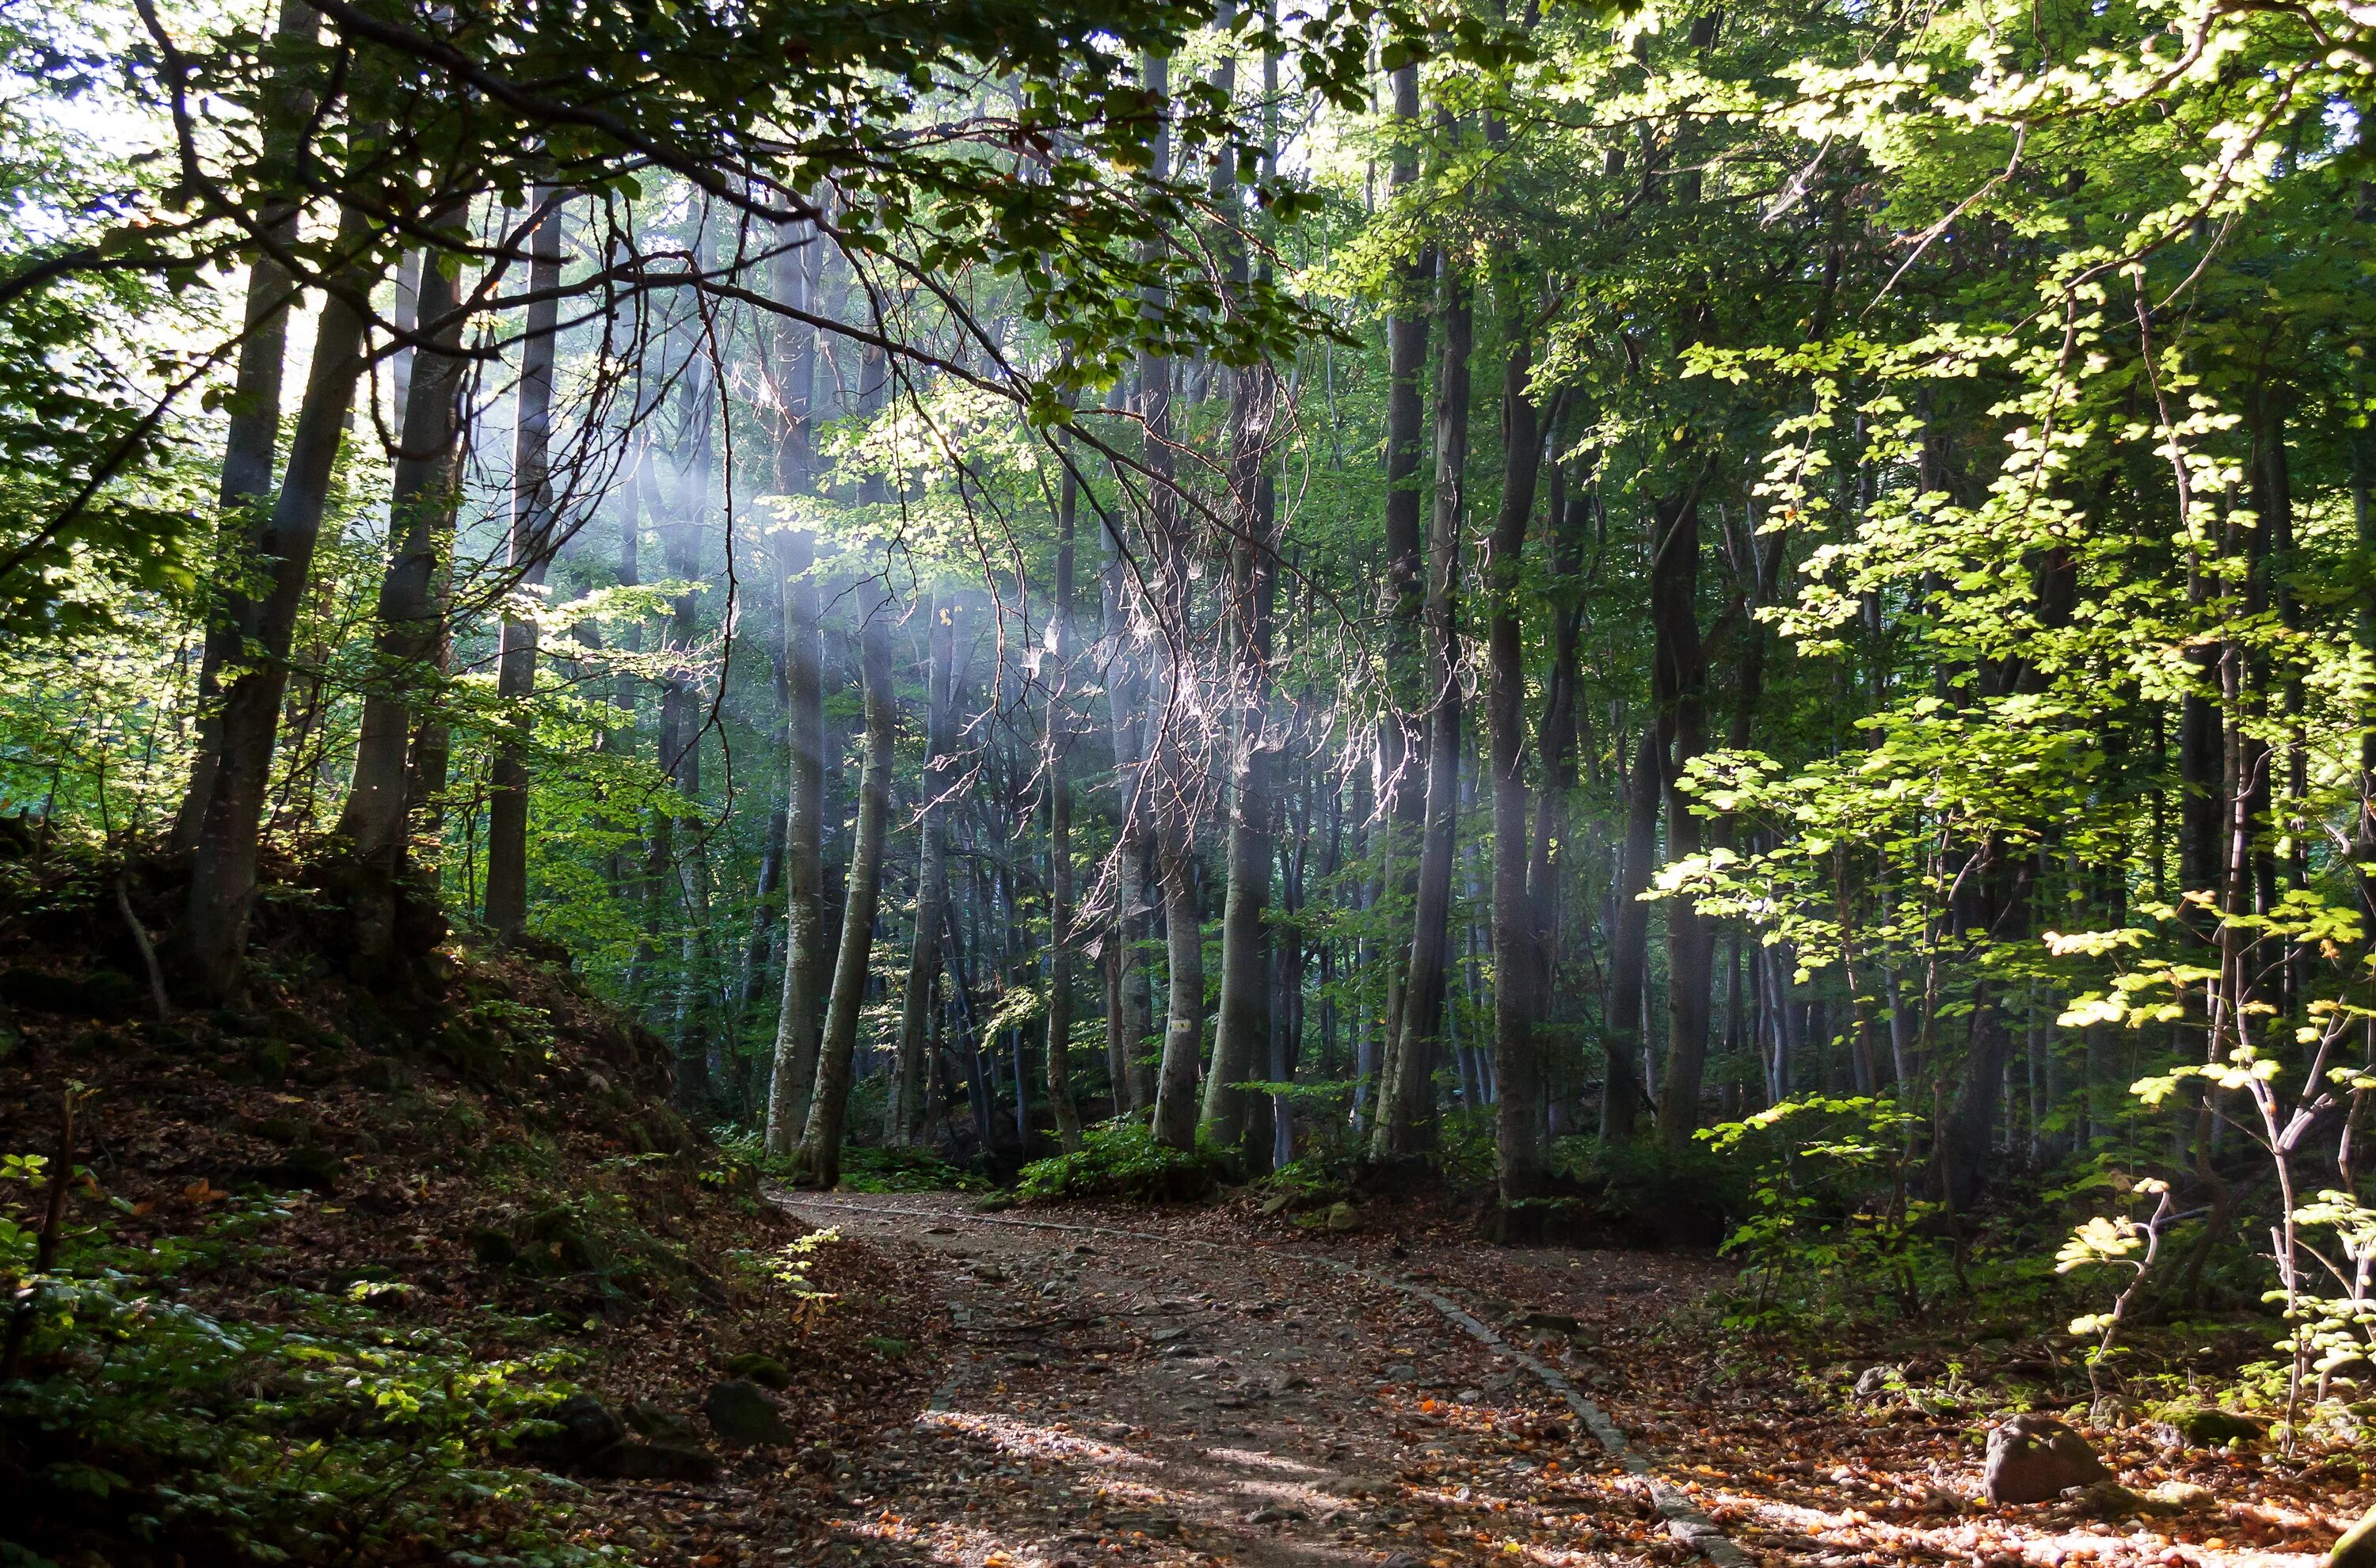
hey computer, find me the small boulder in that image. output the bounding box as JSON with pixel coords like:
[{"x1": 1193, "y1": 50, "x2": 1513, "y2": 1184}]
[
  {"x1": 704, "y1": 1378, "x2": 798, "y2": 1446},
  {"x1": 624, "y1": 1399, "x2": 699, "y2": 1445},
  {"x1": 2147, "y1": 1480, "x2": 2215, "y2": 1513},
  {"x1": 585, "y1": 1439, "x2": 719, "y2": 1482},
  {"x1": 2168, "y1": 1406, "x2": 2264, "y2": 1448},
  {"x1": 517, "y1": 1393, "x2": 626, "y2": 1469},
  {"x1": 1854, "y1": 1366, "x2": 1898, "y2": 1399},
  {"x1": 1983, "y1": 1414, "x2": 2111, "y2": 1504},
  {"x1": 1521, "y1": 1311, "x2": 1582, "y2": 1336},
  {"x1": 1323, "y1": 1201, "x2": 1361, "y2": 1233},
  {"x1": 724, "y1": 1352, "x2": 793, "y2": 1390},
  {"x1": 2329, "y1": 1501, "x2": 2376, "y2": 1568}
]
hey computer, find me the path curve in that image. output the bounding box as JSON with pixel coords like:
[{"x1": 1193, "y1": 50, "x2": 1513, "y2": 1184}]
[{"x1": 771, "y1": 1189, "x2": 1747, "y2": 1568}]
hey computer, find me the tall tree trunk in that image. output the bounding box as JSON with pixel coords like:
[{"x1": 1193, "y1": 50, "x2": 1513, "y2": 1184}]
[
  {"x1": 764, "y1": 211, "x2": 828, "y2": 1158},
  {"x1": 793, "y1": 586, "x2": 898, "y2": 1187},
  {"x1": 1375, "y1": 257, "x2": 1472, "y2": 1160},
  {"x1": 333, "y1": 211, "x2": 466, "y2": 960},
  {"x1": 1373, "y1": 58, "x2": 1431, "y2": 1106},
  {"x1": 661, "y1": 389, "x2": 712, "y2": 1112},
  {"x1": 177, "y1": 205, "x2": 383, "y2": 999},
  {"x1": 1045, "y1": 461, "x2": 1085, "y2": 1151},
  {"x1": 485, "y1": 188, "x2": 568, "y2": 942},
  {"x1": 173, "y1": 0, "x2": 323, "y2": 856},
  {"x1": 1488, "y1": 318, "x2": 1545, "y2": 1215},
  {"x1": 1654, "y1": 490, "x2": 1714, "y2": 1150},
  {"x1": 1203, "y1": 371, "x2": 1279, "y2": 1155},
  {"x1": 892, "y1": 597, "x2": 959, "y2": 1143},
  {"x1": 1603, "y1": 724, "x2": 1660, "y2": 1141}
]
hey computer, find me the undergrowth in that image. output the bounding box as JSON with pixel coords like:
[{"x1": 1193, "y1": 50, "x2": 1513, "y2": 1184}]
[{"x1": 1011, "y1": 1120, "x2": 1226, "y2": 1203}]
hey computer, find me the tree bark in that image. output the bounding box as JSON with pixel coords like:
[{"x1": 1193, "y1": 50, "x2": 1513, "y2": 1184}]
[
  {"x1": 1045, "y1": 460, "x2": 1085, "y2": 1151},
  {"x1": 485, "y1": 188, "x2": 568, "y2": 942},
  {"x1": 1203, "y1": 372, "x2": 1279, "y2": 1155},
  {"x1": 892, "y1": 596, "x2": 960, "y2": 1144},
  {"x1": 1372, "y1": 59, "x2": 1431, "y2": 1108},
  {"x1": 1375, "y1": 257, "x2": 1472, "y2": 1160},
  {"x1": 1603, "y1": 724, "x2": 1660, "y2": 1141},
  {"x1": 177, "y1": 204, "x2": 383, "y2": 999},
  {"x1": 1488, "y1": 320, "x2": 1546, "y2": 1212},
  {"x1": 1653, "y1": 489, "x2": 1714, "y2": 1150},
  {"x1": 793, "y1": 586, "x2": 897, "y2": 1188},
  {"x1": 763, "y1": 210, "x2": 827, "y2": 1158},
  {"x1": 172, "y1": 0, "x2": 323, "y2": 856}
]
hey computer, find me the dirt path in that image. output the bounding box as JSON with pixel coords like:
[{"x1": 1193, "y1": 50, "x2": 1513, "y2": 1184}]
[{"x1": 771, "y1": 1190, "x2": 1731, "y2": 1568}]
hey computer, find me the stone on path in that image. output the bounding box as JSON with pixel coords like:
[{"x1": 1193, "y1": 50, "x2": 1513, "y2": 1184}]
[
  {"x1": 1983, "y1": 1414, "x2": 2111, "y2": 1504},
  {"x1": 705, "y1": 1378, "x2": 800, "y2": 1446}
]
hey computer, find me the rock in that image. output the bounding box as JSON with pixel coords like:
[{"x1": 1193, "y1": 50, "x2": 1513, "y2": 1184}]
[
  {"x1": 2168, "y1": 1406, "x2": 2264, "y2": 1447},
  {"x1": 1243, "y1": 1505, "x2": 1305, "y2": 1524},
  {"x1": 1323, "y1": 1201, "x2": 1361, "y2": 1232},
  {"x1": 1149, "y1": 1326, "x2": 1191, "y2": 1344},
  {"x1": 1521, "y1": 1311, "x2": 1582, "y2": 1335},
  {"x1": 1854, "y1": 1366, "x2": 1898, "y2": 1399},
  {"x1": 1983, "y1": 1414, "x2": 2111, "y2": 1504},
  {"x1": 2329, "y1": 1501, "x2": 2376, "y2": 1568},
  {"x1": 1384, "y1": 1362, "x2": 1418, "y2": 1383},
  {"x1": 584, "y1": 1439, "x2": 719, "y2": 1482},
  {"x1": 623, "y1": 1399, "x2": 698, "y2": 1444},
  {"x1": 1258, "y1": 1189, "x2": 1297, "y2": 1216},
  {"x1": 2073, "y1": 1480, "x2": 2159, "y2": 1517},
  {"x1": 704, "y1": 1379, "x2": 798, "y2": 1446},
  {"x1": 2090, "y1": 1395, "x2": 2132, "y2": 1427},
  {"x1": 725, "y1": 1352, "x2": 793, "y2": 1390},
  {"x1": 518, "y1": 1392, "x2": 626, "y2": 1469},
  {"x1": 466, "y1": 1225, "x2": 516, "y2": 1266},
  {"x1": 2148, "y1": 1480, "x2": 2215, "y2": 1513}
]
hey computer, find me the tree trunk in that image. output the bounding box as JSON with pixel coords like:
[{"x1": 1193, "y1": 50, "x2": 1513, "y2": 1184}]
[
  {"x1": 793, "y1": 586, "x2": 897, "y2": 1188},
  {"x1": 892, "y1": 596, "x2": 959, "y2": 1144},
  {"x1": 1203, "y1": 413, "x2": 1278, "y2": 1155},
  {"x1": 172, "y1": 0, "x2": 323, "y2": 856},
  {"x1": 1372, "y1": 58, "x2": 1431, "y2": 1106},
  {"x1": 1488, "y1": 320, "x2": 1546, "y2": 1213},
  {"x1": 1045, "y1": 461, "x2": 1085, "y2": 1151},
  {"x1": 763, "y1": 211, "x2": 827, "y2": 1158},
  {"x1": 177, "y1": 204, "x2": 383, "y2": 999},
  {"x1": 1375, "y1": 257, "x2": 1472, "y2": 1160},
  {"x1": 1603, "y1": 724, "x2": 1660, "y2": 1141},
  {"x1": 485, "y1": 188, "x2": 568, "y2": 942},
  {"x1": 1653, "y1": 490, "x2": 1715, "y2": 1150}
]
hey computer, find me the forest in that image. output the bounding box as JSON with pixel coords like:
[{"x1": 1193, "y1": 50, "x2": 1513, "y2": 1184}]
[{"x1": 2, "y1": 0, "x2": 2375, "y2": 1561}]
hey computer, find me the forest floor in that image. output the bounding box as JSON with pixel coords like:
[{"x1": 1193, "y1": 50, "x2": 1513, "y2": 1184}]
[{"x1": 765, "y1": 1190, "x2": 2364, "y2": 1568}]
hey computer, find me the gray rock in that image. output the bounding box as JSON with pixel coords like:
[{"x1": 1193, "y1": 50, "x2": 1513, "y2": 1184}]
[
  {"x1": 585, "y1": 1439, "x2": 720, "y2": 1481},
  {"x1": 1983, "y1": 1414, "x2": 2111, "y2": 1504},
  {"x1": 724, "y1": 1351, "x2": 792, "y2": 1389},
  {"x1": 623, "y1": 1399, "x2": 699, "y2": 1445},
  {"x1": 704, "y1": 1378, "x2": 799, "y2": 1446},
  {"x1": 2328, "y1": 1501, "x2": 2376, "y2": 1568},
  {"x1": 517, "y1": 1392, "x2": 625, "y2": 1469},
  {"x1": 1854, "y1": 1366, "x2": 1897, "y2": 1399}
]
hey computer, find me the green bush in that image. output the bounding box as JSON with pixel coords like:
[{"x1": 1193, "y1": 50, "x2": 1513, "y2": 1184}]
[
  {"x1": 1013, "y1": 1119, "x2": 1226, "y2": 1203},
  {"x1": 0, "y1": 1170, "x2": 621, "y2": 1566}
]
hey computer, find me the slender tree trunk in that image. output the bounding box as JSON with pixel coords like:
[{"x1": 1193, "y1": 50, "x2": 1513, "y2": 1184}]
[
  {"x1": 892, "y1": 598, "x2": 959, "y2": 1143},
  {"x1": 1654, "y1": 490, "x2": 1715, "y2": 1150},
  {"x1": 1603, "y1": 724, "x2": 1659, "y2": 1140},
  {"x1": 485, "y1": 188, "x2": 568, "y2": 941},
  {"x1": 1203, "y1": 380, "x2": 1279, "y2": 1155},
  {"x1": 763, "y1": 211, "x2": 827, "y2": 1158},
  {"x1": 1488, "y1": 319, "x2": 1546, "y2": 1213},
  {"x1": 794, "y1": 587, "x2": 897, "y2": 1188},
  {"x1": 177, "y1": 205, "x2": 383, "y2": 998},
  {"x1": 1045, "y1": 462, "x2": 1085, "y2": 1151},
  {"x1": 1373, "y1": 58, "x2": 1431, "y2": 1107},
  {"x1": 173, "y1": 0, "x2": 323, "y2": 855},
  {"x1": 1376, "y1": 257, "x2": 1472, "y2": 1160}
]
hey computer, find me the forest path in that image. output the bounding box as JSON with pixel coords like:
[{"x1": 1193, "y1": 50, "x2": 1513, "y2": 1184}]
[{"x1": 770, "y1": 1189, "x2": 1736, "y2": 1568}]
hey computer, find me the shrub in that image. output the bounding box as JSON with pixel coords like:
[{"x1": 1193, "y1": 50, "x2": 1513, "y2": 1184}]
[{"x1": 1013, "y1": 1119, "x2": 1226, "y2": 1203}]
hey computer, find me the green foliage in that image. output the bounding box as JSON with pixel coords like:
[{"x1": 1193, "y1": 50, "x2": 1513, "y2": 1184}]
[
  {"x1": 1012, "y1": 1119, "x2": 1226, "y2": 1204},
  {"x1": 1696, "y1": 1096, "x2": 1951, "y2": 1334},
  {"x1": 839, "y1": 1144, "x2": 990, "y2": 1193},
  {"x1": 0, "y1": 1172, "x2": 623, "y2": 1566}
]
